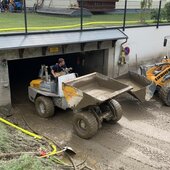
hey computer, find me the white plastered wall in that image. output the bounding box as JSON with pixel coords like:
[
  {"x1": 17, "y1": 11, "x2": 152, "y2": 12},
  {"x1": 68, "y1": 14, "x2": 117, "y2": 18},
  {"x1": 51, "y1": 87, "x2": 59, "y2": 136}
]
[{"x1": 113, "y1": 26, "x2": 170, "y2": 77}]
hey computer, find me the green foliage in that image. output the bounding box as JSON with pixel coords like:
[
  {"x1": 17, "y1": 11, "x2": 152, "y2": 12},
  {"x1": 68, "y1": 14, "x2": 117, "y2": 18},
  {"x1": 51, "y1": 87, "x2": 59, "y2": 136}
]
[
  {"x1": 150, "y1": 2, "x2": 170, "y2": 22},
  {"x1": 0, "y1": 154, "x2": 51, "y2": 170},
  {"x1": 164, "y1": 2, "x2": 170, "y2": 22},
  {"x1": 150, "y1": 9, "x2": 166, "y2": 22},
  {"x1": 141, "y1": 0, "x2": 153, "y2": 9},
  {"x1": 0, "y1": 123, "x2": 12, "y2": 152},
  {"x1": 140, "y1": 0, "x2": 153, "y2": 23}
]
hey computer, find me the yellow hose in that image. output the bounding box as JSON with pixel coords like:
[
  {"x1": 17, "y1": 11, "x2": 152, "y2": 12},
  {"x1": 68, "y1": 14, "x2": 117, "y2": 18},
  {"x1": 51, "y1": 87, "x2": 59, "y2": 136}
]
[
  {"x1": 0, "y1": 117, "x2": 70, "y2": 160},
  {"x1": 0, "y1": 117, "x2": 42, "y2": 140},
  {"x1": 41, "y1": 143, "x2": 57, "y2": 158},
  {"x1": 0, "y1": 116, "x2": 74, "y2": 167},
  {"x1": 0, "y1": 20, "x2": 158, "y2": 32},
  {"x1": 0, "y1": 117, "x2": 58, "y2": 156}
]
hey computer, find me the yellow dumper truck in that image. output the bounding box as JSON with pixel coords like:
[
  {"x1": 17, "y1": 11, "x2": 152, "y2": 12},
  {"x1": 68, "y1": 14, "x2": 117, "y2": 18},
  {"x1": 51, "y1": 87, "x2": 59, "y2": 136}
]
[{"x1": 28, "y1": 66, "x2": 132, "y2": 139}]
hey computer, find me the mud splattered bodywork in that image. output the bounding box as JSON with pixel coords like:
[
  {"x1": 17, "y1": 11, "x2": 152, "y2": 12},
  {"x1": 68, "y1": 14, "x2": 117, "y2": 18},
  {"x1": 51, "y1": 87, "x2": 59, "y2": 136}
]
[
  {"x1": 117, "y1": 72, "x2": 151, "y2": 102},
  {"x1": 63, "y1": 72, "x2": 133, "y2": 110}
]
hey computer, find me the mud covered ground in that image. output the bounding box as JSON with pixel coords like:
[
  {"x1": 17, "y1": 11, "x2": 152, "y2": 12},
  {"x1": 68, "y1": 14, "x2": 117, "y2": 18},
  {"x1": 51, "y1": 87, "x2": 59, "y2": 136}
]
[
  {"x1": 0, "y1": 111, "x2": 74, "y2": 170},
  {"x1": 8, "y1": 93, "x2": 170, "y2": 170}
]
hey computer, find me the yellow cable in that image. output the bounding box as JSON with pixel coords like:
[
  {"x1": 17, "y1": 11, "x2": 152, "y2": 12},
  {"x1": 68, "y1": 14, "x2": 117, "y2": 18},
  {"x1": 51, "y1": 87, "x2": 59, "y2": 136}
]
[
  {"x1": 0, "y1": 117, "x2": 65, "y2": 158},
  {"x1": 0, "y1": 117, "x2": 42, "y2": 139},
  {"x1": 41, "y1": 143, "x2": 57, "y2": 158},
  {"x1": 0, "y1": 20, "x2": 158, "y2": 32}
]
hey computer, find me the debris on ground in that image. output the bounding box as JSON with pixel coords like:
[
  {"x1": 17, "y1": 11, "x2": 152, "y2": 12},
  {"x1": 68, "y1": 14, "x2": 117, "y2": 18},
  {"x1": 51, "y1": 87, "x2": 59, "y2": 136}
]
[{"x1": 0, "y1": 111, "x2": 73, "y2": 170}]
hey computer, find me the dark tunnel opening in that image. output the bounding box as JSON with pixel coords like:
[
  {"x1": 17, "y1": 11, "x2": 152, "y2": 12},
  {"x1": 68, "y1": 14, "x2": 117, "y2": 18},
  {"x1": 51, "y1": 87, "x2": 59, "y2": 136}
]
[{"x1": 8, "y1": 50, "x2": 105, "y2": 105}]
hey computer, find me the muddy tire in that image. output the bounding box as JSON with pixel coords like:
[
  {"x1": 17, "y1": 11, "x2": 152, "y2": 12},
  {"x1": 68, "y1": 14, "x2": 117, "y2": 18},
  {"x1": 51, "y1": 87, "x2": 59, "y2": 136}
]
[
  {"x1": 35, "y1": 96, "x2": 55, "y2": 118},
  {"x1": 159, "y1": 84, "x2": 170, "y2": 106},
  {"x1": 73, "y1": 111, "x2": 98, "y2": 139},
  {"x1": 108, "y1": 99, "x2": 123, "y2": 123}
]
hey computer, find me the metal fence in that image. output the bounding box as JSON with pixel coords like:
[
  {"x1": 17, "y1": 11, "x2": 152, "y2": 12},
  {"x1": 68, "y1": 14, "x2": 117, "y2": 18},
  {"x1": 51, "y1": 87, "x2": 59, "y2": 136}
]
[{"x1": 0, "y1": 0, "x2": 169, "y2": 35}]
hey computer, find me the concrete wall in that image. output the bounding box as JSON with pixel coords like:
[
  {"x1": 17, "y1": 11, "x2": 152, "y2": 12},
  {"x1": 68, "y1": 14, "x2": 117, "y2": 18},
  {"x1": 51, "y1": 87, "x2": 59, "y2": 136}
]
[
  {"x1": 26, "y1": 0, "x2": 78, "y2": 8},
  {"x1": 26, "y1": 0, "x2": 170, "y2": 9},
  {"x1": 0, "y1": 41, "x2": 114, "y2": 108},
  {"x1": 116, "y1": 0, "x2": 169, "y2": 9},
  {"x1": 49, "y1": 0, "x2": 78, "y2": 8},
  {"x1": 0, "y1": 61, "x2": 10, "y2": 107},
  {"x1": 26, "y1": 0, "x2": 36, "y2": 7},
  {"x1": 114, "y1": 25, "x2": 170, "y2": 77}
]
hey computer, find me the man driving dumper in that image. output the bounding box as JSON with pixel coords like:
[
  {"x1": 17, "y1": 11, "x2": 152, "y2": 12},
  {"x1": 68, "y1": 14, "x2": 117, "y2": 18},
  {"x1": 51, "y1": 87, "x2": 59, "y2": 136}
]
[{"x1": 51, "y1": 58, "x2": 72, "y2": 78}]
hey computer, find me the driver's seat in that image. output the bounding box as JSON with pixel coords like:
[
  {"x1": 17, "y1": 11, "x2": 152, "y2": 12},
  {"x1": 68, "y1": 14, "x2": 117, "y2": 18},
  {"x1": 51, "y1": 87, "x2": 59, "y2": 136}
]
[{"x1": 50, "y1": 65, "x2": 56, "y2": 81}]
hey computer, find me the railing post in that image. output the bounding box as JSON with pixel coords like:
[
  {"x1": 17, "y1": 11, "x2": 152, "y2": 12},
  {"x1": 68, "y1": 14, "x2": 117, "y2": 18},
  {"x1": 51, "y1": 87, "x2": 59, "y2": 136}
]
[
  {"x1": 123, "y1": 0, "x2": 128, "y2": 31},
  {"x1": 23, "y1": 0, "x2": 28, "y2": 34},
  {"x1": 80, "y1": 0, "x2": 83, "y2": 31},
  {"x1": 157, "y1": 0, "x2": 162, "y2": 29}
]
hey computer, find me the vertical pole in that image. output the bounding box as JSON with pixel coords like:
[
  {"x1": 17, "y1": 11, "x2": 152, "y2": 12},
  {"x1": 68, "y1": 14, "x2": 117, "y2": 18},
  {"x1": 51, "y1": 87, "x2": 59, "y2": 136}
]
[
  {"x1": 23, "y1": 0, "x2": 28, "y2": 34},
  {"x1": 80, "y1": 0, "x2": 83, "y2": 31},
  {"x1": 157, "y1": 0, "x2": 162, "y2": 29},
  {"x1": 123, "y1": 0, "x2": 127, "y2": 31}
]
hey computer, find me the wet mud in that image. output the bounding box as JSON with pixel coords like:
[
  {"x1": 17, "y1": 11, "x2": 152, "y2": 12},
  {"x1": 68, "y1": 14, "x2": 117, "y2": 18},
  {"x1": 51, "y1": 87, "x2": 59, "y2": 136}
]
[{"x1": 12, "y1": 94, "x2": 170, "y2": 170}]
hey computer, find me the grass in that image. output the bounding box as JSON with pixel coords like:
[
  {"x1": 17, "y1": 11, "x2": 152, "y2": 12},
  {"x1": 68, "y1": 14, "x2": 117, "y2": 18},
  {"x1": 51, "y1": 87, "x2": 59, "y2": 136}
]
[
  {"x1": 0, "y1": 154, "x2": 51, "y2": 170},
  {"x1": 0, "y1": 12, "x2": 169, "y2": 32},
  {"x1": 0, "y1": 12, "x2": 160, "y2": 32},
  {"x1": 0, "y1": 122, "x2": 59, "y2": 169},
  {"x1": 0, "y1": 123, "x2": 12, "y2": 152}
]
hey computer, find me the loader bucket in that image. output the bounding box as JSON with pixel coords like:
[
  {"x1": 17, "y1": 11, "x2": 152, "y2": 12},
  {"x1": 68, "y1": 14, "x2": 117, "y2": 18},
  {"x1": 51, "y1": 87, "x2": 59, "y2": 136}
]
[
  {"x1": 117, "y1": 72, "x2": 153, "y2": 102},
  {"x1": 145, "y1": 82, "x2": 157, "y2": 101}
]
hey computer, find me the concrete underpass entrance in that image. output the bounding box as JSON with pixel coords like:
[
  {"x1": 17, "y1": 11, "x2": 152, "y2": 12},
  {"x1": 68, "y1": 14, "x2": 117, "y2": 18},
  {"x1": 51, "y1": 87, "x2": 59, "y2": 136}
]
[
  {"x1": 8, "y1": 50, "x2": 106, "y2": 105},
  {"x1": 0, "y1": 29, "x2": 127, "y2": 107}
]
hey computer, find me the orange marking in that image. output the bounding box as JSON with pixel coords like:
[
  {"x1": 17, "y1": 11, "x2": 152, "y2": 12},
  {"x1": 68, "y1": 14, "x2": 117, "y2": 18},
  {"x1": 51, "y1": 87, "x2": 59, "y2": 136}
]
[{"x1": 63, "y1": 86, "x2": 78, "y2": 102}]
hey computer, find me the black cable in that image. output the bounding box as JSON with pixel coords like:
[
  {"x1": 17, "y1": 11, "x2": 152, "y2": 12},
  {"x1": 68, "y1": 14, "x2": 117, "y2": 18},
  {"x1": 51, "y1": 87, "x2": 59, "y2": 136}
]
[{"x1": 19, "y1": 111, "x2": 80, "y2": 170}]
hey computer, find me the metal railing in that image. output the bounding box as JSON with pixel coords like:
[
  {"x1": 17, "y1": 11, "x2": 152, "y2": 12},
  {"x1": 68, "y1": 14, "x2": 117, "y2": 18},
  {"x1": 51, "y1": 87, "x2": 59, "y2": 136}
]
[{"x1": 0, "y1": 0, "x2": 169, "y2": 35}]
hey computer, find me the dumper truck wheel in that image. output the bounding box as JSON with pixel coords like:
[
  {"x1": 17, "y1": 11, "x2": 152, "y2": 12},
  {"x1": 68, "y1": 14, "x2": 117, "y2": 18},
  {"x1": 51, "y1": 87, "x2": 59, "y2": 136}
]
[
  {"x1": 108, "y1": 99, "x2": 123, "y2": 123},
  {"x1": 73, "y1": 111, "x2": 98, "y2": 139},
  {"x1": 159, "y1": 84, "x2": 170, "y2": 106},
  {"x1": 35, "y1": 96, "x2": 55, "y2": 118}
]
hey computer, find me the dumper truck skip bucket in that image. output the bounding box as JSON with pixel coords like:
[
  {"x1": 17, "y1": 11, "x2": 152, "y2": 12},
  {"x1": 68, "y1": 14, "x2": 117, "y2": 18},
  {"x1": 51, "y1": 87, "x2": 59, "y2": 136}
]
[
  {"x1": 62, "y1": 72, "x2": 133, "y2": 110},
  {"x1": 116, "y1": 71, "x2": 151, "y2": 102}
]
